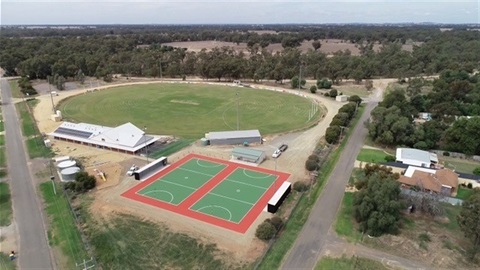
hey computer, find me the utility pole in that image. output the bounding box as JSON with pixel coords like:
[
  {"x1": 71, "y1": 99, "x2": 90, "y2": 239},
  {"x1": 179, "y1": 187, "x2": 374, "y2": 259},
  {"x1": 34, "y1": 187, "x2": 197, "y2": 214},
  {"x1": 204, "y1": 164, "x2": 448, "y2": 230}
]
[
  {"x1": 236, "y1": 92, "x2": 239, "y2": 130},
  {"x1": 298, "y1": 63, "x2": 302, "y2": 95},
  {"x1": 48, "y1": 79, "x2": 55, "y2": 113},
  {"x1": 143, "y1": 126, "x2": 149, "y2": 162},
  {"x1": 47, "y1": 160, "x2": 56, "y2": 195}
]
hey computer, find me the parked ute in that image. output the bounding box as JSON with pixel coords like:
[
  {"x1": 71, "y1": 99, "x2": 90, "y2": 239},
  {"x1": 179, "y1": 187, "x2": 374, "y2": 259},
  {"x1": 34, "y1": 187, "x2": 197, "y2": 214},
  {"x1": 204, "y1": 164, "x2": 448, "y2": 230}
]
[
  {"x1": 279, "y1": 144, "x2": 288, "y2": 152},
  {"x1": 126, "y1": 165, "x2": 139, "y2": 176},
  {"x1": 272, "y1": 149, "x2": 282, "y2": 158}
]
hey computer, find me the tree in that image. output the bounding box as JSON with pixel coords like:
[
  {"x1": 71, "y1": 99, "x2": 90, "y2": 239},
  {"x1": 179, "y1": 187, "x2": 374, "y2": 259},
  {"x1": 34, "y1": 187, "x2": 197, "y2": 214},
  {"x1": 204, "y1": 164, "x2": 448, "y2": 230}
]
[
  {"x1": 365, "y1": 80, "x2": 373, "y2": 91},
  {"x1": 65, "y1": 171, "x2": 96, "y2": 193},
  {"x1": 329, "y1": 89, "x2": 338, "y2": 98},
  {"x1": 311, "y1": 40, "x2": 321, "y2": 51},
  {"x1": 309, "y1": 85, "x2": 317, "y2": 93},
  {"x1": 348, "y1": 95, "x2": 362, "y2": 105},
  {"x1": 353, "y1": 169, "x2": 402, "y2": 236},
  {"x1": 317, "y1": 78, "x2": 332, "y2": 89},
  {"x1": 474, "y1": 167, "x2": 480, "y2": 176},
  {"x1": 443, "y1": 117, "x2": 480, "y2": 155},
  {"x1": 293, "y1": 181, "x2": 309, "y2": 192},
  {"x1": 268, "y1": 216, "x2": 284, "y2": 231},
  {"x1": 325, "y1": 126, "x2": 341, "y2": 144},
  {"x1": 305, "y1": 159, "x2": 318, "y2": 171},
  {"x1": 291, "y1": 75, "x2": 306, "y2": 89},
  {"x1": 330, "y1": 112, "x2": 350, "y2": 127},
  {"x1": 457, "y1": 190, "x2": 480, "y2": 260},
  {"x1": 255, "y1": 221, "x2": 276, "y2": 240}
]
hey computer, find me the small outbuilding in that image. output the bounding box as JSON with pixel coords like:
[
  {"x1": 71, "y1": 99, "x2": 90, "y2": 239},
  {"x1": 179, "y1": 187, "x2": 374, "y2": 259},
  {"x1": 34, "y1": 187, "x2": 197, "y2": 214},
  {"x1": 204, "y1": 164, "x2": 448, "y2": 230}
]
[
  {"x1": 206, "y1": 130, "x2": 262, "y2": 145},
  {"x1": 396, "y1": 148, "x2": 438, "y2": 168},
  {"x1": 231, "y1": 147, "x2": 266, "y2": 164},
  {"x1": 336, "y1": 95, "x2": 349, "y2": 102}
]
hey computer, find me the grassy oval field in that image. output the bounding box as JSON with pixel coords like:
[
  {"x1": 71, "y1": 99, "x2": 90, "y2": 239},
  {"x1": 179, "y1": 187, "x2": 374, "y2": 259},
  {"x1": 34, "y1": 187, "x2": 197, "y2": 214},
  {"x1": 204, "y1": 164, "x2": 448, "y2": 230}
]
[{"x1": 59, "y1": 83, "x2": 320, "y2": 139}]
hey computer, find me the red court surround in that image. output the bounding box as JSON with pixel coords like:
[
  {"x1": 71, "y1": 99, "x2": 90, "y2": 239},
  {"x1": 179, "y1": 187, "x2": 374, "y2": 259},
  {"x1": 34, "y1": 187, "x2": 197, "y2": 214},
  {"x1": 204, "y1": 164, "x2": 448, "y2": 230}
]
[{"x1": 121, "y1": 153, "x2": 290, "y2": 233}]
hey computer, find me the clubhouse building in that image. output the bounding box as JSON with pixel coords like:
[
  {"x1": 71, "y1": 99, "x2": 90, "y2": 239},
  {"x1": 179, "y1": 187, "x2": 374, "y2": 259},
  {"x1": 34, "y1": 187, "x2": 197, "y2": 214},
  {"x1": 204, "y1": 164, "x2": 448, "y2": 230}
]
[{"x1": 48, "y1": 122, "x2": 158, "y2": 155}]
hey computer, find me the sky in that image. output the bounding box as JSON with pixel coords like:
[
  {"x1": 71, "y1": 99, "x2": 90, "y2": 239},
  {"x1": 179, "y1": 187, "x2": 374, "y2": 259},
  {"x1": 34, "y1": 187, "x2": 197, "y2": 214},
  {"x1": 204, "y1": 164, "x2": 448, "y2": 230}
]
[{"x1": 1, "y1": 0, "x2": 479, "y2": 25}]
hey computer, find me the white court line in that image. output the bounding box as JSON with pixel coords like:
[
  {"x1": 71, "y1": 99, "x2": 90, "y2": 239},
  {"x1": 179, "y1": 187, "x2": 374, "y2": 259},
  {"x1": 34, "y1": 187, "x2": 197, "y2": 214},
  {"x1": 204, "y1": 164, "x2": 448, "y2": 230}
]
[
  {"x1": 195, "y1": 205, "x2": 233, "y2": 221},
  {"x1": 195, "y1": 159, "x2": 224, "y2": 168},
  {"x1": 242, "y1": 168, "x2": 272, "y2": 179},
  {"x1": 178, "y1": 167, "x2": 216, "y2": 178},
  {"x1": 209, "y1": 192, "x2": 254, "y2": 206},
  {"x1": 142, "y1": 190, "x2": 174, "y2": 203},
  {"x1": 224, "y1": 178, "x2": 268, "y2": 190},
  {"x1": 160, "y1": 179, "x2": 197, "y2": 190}
]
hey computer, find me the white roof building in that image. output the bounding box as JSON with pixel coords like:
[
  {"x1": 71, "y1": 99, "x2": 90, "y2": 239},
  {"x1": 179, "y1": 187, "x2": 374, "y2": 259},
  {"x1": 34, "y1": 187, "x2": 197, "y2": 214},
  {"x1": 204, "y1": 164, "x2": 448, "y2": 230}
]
[
  {"x1": 396, "y1": 148, "x2": 438, "y2": 168},
  {"x1": 49, "y1": 122, "x2": 158, "y2": 153}
]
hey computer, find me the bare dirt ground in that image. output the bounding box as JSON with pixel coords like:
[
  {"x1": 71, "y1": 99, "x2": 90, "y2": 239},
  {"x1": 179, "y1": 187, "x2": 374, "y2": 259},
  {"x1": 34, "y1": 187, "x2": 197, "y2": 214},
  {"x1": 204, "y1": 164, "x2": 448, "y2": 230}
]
[{"x1": 162, "y1": 39, "x2": 419, "y2": 56}]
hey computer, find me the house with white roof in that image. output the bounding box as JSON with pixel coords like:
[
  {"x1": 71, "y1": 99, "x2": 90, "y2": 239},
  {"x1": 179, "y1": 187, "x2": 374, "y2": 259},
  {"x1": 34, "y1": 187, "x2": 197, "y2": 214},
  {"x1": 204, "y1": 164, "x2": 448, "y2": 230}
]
[{"x1": 48, "y1": 122, "x2": 158, "y2": 155}]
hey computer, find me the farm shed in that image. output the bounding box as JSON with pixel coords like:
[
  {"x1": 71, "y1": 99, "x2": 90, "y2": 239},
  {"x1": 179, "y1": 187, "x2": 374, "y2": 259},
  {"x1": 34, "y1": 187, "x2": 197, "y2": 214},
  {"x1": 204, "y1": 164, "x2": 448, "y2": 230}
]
[
  {"x1": 48, "y1": 122, "x2": 158, "y2": 155},
  {"x1": 206, "y1": 130, "x2": 262, "y2": 145},
  {"x1": 396, "y1": 148, "x2": 438, "y2": 168},
  {"x1": 231, "y1": 147, "x2": 266, "y2": 164}
]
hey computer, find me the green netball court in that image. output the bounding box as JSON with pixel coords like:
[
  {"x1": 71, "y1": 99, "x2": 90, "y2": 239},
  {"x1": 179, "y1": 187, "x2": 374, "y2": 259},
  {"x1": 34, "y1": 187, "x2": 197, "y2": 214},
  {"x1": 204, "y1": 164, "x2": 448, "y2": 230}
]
[{"x1": 122, "y1": 154, "x2": 290, "y2": 233}]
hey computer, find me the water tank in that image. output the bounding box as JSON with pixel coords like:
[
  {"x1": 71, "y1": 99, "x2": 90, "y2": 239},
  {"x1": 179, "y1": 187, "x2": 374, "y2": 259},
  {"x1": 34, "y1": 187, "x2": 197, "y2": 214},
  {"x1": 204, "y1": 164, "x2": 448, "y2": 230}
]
[
  {"x1": 60, "y1": 167, "x2": 81, "y2": 182},
  {"x1": 57, "y1": 160, "x2": 77, "y2": 170}
]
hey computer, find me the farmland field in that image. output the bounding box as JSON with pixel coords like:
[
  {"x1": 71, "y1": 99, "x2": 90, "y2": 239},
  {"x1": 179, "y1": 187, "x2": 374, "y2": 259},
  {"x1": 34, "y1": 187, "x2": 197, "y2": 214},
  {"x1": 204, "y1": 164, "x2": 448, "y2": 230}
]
[{"x1": 59, "y1": 83, "x2": 320, "y2": 139}]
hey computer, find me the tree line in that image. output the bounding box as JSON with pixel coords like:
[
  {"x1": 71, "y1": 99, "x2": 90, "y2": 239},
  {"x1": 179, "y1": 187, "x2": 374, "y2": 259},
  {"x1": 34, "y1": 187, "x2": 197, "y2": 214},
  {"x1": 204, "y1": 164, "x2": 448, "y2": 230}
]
[
  {"x1": 367, "y1": 69, "x2": 480, "y2": 155},
  {"x1": 0, "y1": 24, "x2": 452, "y2": 43},
  {"x1": 0, "y1": 28, "x2": 479, "y2": 84}
]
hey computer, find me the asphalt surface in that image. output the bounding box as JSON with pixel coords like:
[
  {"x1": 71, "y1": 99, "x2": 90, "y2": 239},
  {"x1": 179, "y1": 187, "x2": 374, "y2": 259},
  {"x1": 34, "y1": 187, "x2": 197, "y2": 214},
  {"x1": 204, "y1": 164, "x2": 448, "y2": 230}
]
[
  {"x1": 1, "y1": 77, "x2": 54, "y2": 269},
  {"x1": 281, "y1": 89, "x2": 381, "y2": 269}
]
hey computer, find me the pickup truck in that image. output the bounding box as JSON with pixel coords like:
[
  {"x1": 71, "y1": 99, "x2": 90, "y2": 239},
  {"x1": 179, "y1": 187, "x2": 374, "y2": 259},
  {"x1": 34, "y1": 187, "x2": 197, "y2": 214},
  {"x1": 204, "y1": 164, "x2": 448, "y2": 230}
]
[{"x1": 272, "y1": 149, "x2": 282, "y2": 158}]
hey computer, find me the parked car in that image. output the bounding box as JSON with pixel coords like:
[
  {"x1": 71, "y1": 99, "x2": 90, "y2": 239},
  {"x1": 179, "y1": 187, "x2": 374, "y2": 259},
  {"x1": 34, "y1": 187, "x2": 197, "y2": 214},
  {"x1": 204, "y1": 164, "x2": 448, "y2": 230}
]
[
  {"x1": 279, "y1": 144, "x2": 288, "y2": 152},
  {"x1": 126, "y1": 165, "x2": 139, "y2": 176},
  {"x1": 272, "y1": 149, "x2": 282, "y2": 158}
]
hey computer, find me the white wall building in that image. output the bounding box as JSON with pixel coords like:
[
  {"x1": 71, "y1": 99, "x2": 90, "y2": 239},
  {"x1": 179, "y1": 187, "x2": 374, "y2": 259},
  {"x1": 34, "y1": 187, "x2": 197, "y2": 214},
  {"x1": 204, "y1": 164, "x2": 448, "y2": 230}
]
[
  {"x1": 396, "y1": 148, "x2": 438, "y2": 168},
  {"x1": 48, "y1": 122, "x2": 158, "y2": 154}
]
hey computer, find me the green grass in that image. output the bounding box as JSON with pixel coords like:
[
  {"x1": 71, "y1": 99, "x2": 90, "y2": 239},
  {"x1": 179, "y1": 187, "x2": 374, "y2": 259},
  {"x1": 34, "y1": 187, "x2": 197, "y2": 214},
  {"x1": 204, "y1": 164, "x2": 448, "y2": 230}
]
[
  {"x1": 337, "y1": 85, "x2": 370, "y2": 97},
  {"x1": 59, "y1": 83, "x2": 321, "y2": 139},
  {"x1": 26, "y1": 137, "x2": 53, "y2": 159},
  {"x1": 315, "y1": 255, "x2": 390, "y2": 270},
  {"x1": 149, "y1": 139, "x2": 194, "y2": 158},
  {"x1": 456, "y1": 186, "x2": 475, "y2": 200},
  {"x1": 40, "y1": 182, "x2": 88, "y2": 269},
  {"x1": 440, "y1": 203, "x2": 461, "y2": 232},
  {"x1": 0, "y1": 183, "x2": 13, "y2": 226},
  {"x1": 0, "y1": 121, "x2": 4, "y2": 132},
  {"x1": 334, "y1": 193, "x2": 363, "y2": 242},
  {"x1": 257, "y1": 106, "x2": 365, "y2": 270},
  {"x1": 0, "y1": 135, "x2": 5, "y2": 146},
  {"x1": 15, "y1": 102, "x2": 37, "y2": 137},
  {"x1": 442, "y1": 156, "x2": 480, "y2": 174},
  {"x1": 0, "y1": 252, "x2": 16, "y2": 270},
  {"x1": 0, "y1": 148, "x2": 6, "y2": 167},
  {"x1": 8, "y1": 80, "x2": 22, "y2": 99},
  {"x1": 84, "y1": 212, "x2": 237, "y2": 269},
  {"x1": 356, "y1": 148, "x2": 393, "y2": 163}
]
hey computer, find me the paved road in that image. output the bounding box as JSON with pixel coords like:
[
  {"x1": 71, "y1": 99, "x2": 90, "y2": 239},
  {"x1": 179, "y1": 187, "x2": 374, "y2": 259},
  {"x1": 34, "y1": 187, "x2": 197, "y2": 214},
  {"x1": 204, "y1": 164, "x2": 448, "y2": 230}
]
[
  {"x1": 281, "y1": 87, "x2": 409, "y2": 269},
  {"x1": 1, "y1": 77, "x2": 54, "y2": 269}
]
